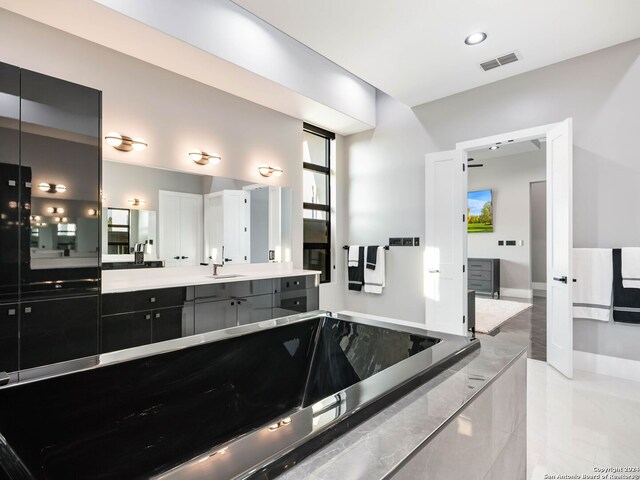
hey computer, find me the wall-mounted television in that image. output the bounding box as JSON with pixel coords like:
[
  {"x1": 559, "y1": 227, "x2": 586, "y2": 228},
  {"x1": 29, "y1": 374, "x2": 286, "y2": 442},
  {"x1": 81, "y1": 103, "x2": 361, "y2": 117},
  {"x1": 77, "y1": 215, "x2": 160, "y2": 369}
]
[{"x1": 468, "y1": 189, "x2": 493, "y2": 233}]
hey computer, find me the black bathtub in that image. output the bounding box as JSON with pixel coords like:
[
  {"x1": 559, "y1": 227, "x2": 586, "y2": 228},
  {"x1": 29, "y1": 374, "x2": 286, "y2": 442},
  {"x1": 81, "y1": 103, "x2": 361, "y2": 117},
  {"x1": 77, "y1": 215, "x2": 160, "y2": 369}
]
[{"x1": 0, "y1": 311, "x2": 478, "y2": 480}]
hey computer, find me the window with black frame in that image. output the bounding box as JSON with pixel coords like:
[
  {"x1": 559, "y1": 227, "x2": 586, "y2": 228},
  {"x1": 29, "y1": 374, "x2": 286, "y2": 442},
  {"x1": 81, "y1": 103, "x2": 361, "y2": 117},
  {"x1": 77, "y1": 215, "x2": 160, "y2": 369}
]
[{"x1": 303, "y1": 123, "x2": 334, "y2": 283}]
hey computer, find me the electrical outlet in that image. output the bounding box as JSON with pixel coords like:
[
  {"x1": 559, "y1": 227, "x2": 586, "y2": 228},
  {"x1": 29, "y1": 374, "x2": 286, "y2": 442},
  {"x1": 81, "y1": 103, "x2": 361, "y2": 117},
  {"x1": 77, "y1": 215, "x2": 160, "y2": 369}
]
[
  {"x1": 402, "y1": 237, "x2": 414, "y2": 246},
  {"x1": 414, "y1": 237, "x2": 420, "y2": 247},
  {"x1": 498, "y1": 240, "x2": 504, "y2": 246},
  {"x1": 389, "y1": 237, "x2": 402, "y2": 247},
  {"x1": 506, "y1": 240, "x2": 516, "y2": 246}
]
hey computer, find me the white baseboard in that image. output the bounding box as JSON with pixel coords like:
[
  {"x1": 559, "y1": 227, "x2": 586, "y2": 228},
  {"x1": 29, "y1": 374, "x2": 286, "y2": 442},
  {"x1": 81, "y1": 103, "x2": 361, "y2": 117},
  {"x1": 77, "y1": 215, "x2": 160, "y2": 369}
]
[
  {"x1": 574, "y1": 350, "x2": 640, "y2": 383},
  {"x1": 500, "y1": 288, "x2": 533, "y2": 299},
  {"x1": 531, "y1": 282, "x2": 546, "y2": 291}
]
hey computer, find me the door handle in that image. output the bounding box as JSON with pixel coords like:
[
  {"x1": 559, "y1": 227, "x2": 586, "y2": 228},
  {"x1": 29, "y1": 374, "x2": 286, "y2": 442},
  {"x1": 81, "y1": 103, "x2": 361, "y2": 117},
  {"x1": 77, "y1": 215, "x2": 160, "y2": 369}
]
[
  {"x1": 180, "y1": 256, "x2": 188, "y2": 259},
  {"x1": 173, "y1": 256, "x2": 180, "y2": 260},
  {"x1": 553, "y1": 276, "x2": 568, "y2": 284}
]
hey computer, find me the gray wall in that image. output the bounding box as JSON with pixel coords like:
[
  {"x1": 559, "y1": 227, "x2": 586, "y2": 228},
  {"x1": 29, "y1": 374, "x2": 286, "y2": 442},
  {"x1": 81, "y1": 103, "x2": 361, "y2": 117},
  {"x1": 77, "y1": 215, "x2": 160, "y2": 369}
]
[
  {"x1": 345, "y1": 38, "x2": 640, "y2": 361},
  {"x1": 468, "y1": 151, "x2": 545, "y2": 294},
  {"x1": 530, "y1": 181, "x2": 547, "y2": 285}
]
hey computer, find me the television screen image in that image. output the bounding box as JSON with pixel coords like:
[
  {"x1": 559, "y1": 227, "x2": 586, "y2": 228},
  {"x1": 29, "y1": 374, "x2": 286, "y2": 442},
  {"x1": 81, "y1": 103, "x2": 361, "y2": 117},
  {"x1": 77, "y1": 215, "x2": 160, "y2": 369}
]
[{"x1": 468, "y1": 190, "x2": 493, "y2": 233}]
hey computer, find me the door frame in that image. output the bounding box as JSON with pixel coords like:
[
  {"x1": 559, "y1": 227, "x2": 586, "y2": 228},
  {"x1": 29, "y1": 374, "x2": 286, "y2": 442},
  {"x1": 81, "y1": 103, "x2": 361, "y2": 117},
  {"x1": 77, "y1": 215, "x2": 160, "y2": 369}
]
[{"x1": 455, "y1": 120, "x2": 572, "y2": 372}]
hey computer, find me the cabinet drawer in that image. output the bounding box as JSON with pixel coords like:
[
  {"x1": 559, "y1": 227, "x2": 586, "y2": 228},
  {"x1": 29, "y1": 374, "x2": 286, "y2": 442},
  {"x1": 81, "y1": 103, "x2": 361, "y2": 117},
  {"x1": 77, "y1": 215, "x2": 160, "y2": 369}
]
[
  {"x1": 136, "y1": 288, "x2": 187, "y2": 311},
  {"x1": 468, "y1": 270, "x2": 491, "y2": 281},
  {"x1": 468, "y1": 260, "x2": 492, "y2": 272},
  {"x1": 275, "y1": 275, "x2": 318, "y2": 293},
  {"x1": 102, "y1": 287, "x2": 188, "y2": 315},
  {"x1": 468, "y1": 280, "x2": 493, "y2": 292}
]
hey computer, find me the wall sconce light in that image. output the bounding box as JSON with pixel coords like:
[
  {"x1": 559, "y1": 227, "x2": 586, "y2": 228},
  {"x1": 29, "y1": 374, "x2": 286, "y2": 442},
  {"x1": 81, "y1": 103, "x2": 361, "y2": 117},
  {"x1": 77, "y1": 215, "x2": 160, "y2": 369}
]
[
  {"x1": 105, "y1": 132, "x2": 147, "y2": 152},
  {"x1": 30, "y1": 215, "x2": 41, "y2": 222},
  {"x1": 54, "y1": 217, "x2": 68, "y2": 223},
  {"x1": 258, "y1": 165, "x2": 283, "y2": 178},
  {"x1": 34, "y1": 222, "x2": 47, "y2": 227},
  {"x1": 189, "y1": 150, "x2": 221, "y2": 166},
  {"x1": 46, "y1": 207, "x2": 64, "y2": 214},
  {"x1": 38, "y1": 183, "x2": 66, "y2": 193},
  {"x1": 128, "y1": 198, "x2": 146, "y2": 207},
  {"x1": 87, "y1": 208, "x2": 98, "y2": 216}
]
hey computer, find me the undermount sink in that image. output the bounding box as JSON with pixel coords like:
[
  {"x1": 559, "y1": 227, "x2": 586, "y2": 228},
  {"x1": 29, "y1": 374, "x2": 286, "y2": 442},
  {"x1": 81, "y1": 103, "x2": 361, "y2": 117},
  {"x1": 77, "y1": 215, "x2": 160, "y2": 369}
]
[{"x1": 208, "y1": 274, "x2": 245, "y2": 279}]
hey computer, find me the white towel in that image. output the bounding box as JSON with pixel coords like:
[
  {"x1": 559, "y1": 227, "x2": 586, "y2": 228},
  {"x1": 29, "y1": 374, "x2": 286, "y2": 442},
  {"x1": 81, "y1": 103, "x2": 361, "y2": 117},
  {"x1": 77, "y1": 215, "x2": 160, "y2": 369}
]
[
  {"x1": 364, "y1": 246, "x2": 385, "y2": 294},
  {"x1": 348, "y1": 245, "x2": 360, "y2": 267},
  {"x1": 621, "y1": 248, "x2": 640, "y2": 289},
  {"x1": 573, "y1": 248, "x2": 612, "y2": 322}
]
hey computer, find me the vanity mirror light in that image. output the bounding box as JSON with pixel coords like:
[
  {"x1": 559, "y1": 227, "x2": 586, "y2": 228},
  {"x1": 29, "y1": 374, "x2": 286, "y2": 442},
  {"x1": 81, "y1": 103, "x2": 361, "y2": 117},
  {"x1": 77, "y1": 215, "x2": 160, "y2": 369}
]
[{"x1": 102, "y1": 160, "x2": 292, "y2": 266}]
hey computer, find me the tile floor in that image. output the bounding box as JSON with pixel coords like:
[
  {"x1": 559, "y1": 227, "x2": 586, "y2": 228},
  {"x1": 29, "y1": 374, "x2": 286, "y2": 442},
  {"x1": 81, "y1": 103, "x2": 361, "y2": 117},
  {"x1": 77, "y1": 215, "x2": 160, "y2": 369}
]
[{"x1": 527, "y1": 358, "x2": 640, "y2": 479}]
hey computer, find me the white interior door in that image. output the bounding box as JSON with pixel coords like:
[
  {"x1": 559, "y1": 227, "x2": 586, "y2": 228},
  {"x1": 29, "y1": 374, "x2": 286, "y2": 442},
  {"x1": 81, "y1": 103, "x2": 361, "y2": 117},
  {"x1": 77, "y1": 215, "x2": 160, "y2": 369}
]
[
  {"x1": 546, "y1": 118, "x2": 574, "y2": 378},
  {"x1": 160, "y1": 191, "x2": 203, "y2": 267},
  {"x1": 425, "y1": 149, "x2": 468, "y2": 336},
  {"x1": 178, "y1": 195, "x2": 203, "y2": 267},
  {"x1": 159, "y1": 191, "x2": 181, "y2": 267},
  {"x1": 223, "y1": 190, "x2": 249, "y2": 264}
]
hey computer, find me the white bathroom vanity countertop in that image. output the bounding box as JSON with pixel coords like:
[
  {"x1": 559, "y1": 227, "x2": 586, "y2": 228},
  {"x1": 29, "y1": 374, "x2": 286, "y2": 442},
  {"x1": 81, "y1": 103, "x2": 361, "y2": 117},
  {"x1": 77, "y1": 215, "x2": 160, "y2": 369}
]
[{"x1": 102, "y1": 264, "x2": 320, "y2": 294}]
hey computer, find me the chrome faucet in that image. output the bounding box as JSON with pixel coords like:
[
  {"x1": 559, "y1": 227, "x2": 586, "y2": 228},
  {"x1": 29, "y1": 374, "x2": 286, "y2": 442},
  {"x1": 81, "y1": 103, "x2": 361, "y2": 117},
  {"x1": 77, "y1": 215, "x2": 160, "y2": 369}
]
[{"x1": 212, "y1": 246, "x2": 225, "y2": 276}]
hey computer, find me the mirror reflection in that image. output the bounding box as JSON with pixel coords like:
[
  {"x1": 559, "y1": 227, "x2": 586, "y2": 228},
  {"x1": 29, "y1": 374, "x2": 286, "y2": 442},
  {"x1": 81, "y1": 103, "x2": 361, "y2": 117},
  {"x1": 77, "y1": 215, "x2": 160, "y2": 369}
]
[{"x1": 102, "y1": 160, "x2": 292, "y2": 266}]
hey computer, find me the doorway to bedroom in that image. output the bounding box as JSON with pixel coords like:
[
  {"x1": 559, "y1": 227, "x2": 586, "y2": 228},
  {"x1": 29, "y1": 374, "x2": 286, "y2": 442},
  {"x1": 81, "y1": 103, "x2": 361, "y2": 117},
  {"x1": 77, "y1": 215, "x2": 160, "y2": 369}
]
[{"x1": 466, "y1": 139, "x2": 547, "y2": 360}]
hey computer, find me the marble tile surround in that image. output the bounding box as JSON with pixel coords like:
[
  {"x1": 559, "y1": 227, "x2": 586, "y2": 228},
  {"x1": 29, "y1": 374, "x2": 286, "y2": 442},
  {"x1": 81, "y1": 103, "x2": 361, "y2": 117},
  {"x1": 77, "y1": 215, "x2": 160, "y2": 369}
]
[
  {"x1": 278, "y1": 339, "x2": 526, "y2": 480},
  {"x1": 391, "y1": 354, "x2": 527, "y2": 480}
]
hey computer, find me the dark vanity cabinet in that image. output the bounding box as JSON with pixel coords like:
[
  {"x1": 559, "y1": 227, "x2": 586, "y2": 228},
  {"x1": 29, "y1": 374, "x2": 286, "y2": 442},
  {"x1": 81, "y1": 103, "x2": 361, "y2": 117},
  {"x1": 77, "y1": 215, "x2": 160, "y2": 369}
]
[
  {"x1": 194, "y1": 279, "x2": 274, "y2": 332},
  {"x1": 101, "y1": 275, "x2": 319, "y2": 348},
  {"x1": 273, "y1": 275, "x2": 320, "y2": 317},
  {"x1": 0, "y1": 61, "x2": 102, "y2": 375},
  {"x1": 101, "y1": 287, "x2": 192, "y2": 353}
]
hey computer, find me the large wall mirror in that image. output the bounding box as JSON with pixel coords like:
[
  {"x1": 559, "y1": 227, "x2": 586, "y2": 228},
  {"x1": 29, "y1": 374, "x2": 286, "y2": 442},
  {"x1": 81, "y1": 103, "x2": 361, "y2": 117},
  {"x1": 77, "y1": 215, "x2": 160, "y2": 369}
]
[{"x1": 102, "y1": 160, "x2": 292, "y2": 267}]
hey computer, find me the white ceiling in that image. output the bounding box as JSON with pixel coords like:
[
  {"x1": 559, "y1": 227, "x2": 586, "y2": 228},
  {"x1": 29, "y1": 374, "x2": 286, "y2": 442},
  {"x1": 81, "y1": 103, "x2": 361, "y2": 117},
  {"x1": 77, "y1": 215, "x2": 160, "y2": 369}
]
[{"x1": 233, "y1": 0, "x2": 640, "y2": 107}]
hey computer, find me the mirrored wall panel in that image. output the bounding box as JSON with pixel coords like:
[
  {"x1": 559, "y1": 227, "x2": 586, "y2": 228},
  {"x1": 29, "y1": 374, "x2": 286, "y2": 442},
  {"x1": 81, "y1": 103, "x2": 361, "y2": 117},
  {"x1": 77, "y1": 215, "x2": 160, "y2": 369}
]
[{"x1": 102, "y1": 160, "x2": 292, "y2": 266}]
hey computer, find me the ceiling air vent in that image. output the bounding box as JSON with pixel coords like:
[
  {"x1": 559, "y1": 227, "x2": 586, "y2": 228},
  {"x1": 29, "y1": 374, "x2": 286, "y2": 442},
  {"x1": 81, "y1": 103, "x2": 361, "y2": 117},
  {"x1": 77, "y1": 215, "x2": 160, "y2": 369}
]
[{"x1": 480, "y1": 52, "x2": 520, "y2": 71}]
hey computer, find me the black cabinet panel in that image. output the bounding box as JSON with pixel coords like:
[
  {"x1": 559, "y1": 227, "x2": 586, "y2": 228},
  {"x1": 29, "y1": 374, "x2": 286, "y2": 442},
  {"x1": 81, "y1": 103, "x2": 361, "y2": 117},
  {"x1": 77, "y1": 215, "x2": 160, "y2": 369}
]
[
  {"x1": 237, "y1": 293, "x2": 273, "y2": 326},
  {"x1": 194, "y1": 299, "x2": 237, "y2": 334},
  {"x1": 20, "y1": 68, "x2": 101, "y2": 298},
  {"x1": 0, "y1": 62, "x2": 20, "y2": 304},
  {"x1": 0, "y1": 303, "x2": 19, "y2": 373},
  {"x1": 152, "y1": 307, "x2": 184, "y2": 344},
  {"x1": 101, "y1": 311, "x2": 152, "y2": 353},
  {"x1": 21, "y1": 296, "x2": 99, "y2": 369},
  {"x1": 137, "y1": 288, "x2": 187, "y2": 311}
]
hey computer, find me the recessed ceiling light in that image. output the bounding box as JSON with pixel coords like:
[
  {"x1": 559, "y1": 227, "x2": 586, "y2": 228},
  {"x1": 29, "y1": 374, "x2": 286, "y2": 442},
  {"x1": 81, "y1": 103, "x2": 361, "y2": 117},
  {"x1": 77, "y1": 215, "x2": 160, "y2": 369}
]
[
  {"x1": 489, "y1": 145, "x2": 499, "y2": 150},
  {"x1": 464, "y1": 32, "x2": 487, "y2": 46}
]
